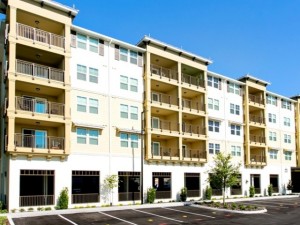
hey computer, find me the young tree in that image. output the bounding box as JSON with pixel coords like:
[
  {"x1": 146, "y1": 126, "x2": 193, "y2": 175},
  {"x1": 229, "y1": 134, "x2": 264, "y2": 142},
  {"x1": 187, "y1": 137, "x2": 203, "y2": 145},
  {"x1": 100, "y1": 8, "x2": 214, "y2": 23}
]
[
  {"x1": 207, "y1": 152, "x2": 241, "y2": 205},
  {"x1": 103, "y1": 174, "x2": 119, "y2": 206}
]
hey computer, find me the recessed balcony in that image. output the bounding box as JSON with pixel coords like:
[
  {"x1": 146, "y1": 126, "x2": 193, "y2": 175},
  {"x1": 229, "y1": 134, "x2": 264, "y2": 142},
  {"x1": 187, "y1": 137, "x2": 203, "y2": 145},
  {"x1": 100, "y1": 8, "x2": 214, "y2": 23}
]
[
  {"x1": 151, "y1": 117, "x2": 179, "y2": 133},
  {"x1": 249, "y1": 154, "x2": 266, "y2": 165},
  {"x1": 182, "y1": 98, "x2": 205, "y2": 112},
  {"x1": 250, "y1": 135, "x2": 266, "y2": 145},
  {"x1": 181, "y1": 73, "x2": 205, "y2": 88},
  {"x1": 151, "y1": 92, "x2": 179, "y2": 108},
  {"x1": 249, "y1": 94, "x2": 264, "y2": 106},
  {"x1": 150, "y1": 64, "x2": 178, "y2": 82},
  {"x1": 182, "y1": 123, "x2": 205, "y2": 136},
  {"x1": 249, "y1": 114, "x2": 265, "y2": 125},
  {"x1": 182, "y1": 148, "x2": 207, "y2": 162}
]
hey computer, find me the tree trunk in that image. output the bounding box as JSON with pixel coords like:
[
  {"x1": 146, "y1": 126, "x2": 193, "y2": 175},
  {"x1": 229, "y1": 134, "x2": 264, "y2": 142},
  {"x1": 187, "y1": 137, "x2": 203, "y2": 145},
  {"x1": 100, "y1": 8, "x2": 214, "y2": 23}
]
[{"x1": 223, "y1": 184, "x2": 226, "y2": 206}]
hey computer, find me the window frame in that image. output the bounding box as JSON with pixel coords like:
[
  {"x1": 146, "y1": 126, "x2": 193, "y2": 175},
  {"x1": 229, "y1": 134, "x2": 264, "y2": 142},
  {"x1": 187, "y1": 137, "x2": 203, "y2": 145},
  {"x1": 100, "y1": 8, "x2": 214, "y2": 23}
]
[
  {"x1": 77, "y1": 64, "x2": 87, "y2": 81},
  {"x1": 76, "y1": 128, "x2": 87, "y2": 144},
  {"x1": 77, "y1": 96, "x2": 87, "y2": 112},
  {"x1": 269, "y1": 150, "x2": 278, "y2": 160},
  {"x1": 89, "y1": 67, "x2": 99, "y2": 83},
  {"x1": 130, "y1": 106, "x2": 138, "y2": 120},
  {"x1": 120, "y1": 104, "x2": 129, "y2": 118},
  {"x1": 208, "y1": 120, "x2": 220, "y2": 133},
  {"x1": 130, "y1": 78, "x2": 138, "y2": 92},
  {"x1": 89, "y1": 98, "x2": 98, "y2": 114},
  {"x1": 230, "y1": 124, "x2": 241, "y2": 136},
  {"x1": 120, "y1": 47, "x2": 128, "y2": 62},
  {"x1": 77, "y1": 33, "x2": 87, "y2": 50},
  {"x1": 89, "y1": 37, "x2": 98, "y2": 53}
]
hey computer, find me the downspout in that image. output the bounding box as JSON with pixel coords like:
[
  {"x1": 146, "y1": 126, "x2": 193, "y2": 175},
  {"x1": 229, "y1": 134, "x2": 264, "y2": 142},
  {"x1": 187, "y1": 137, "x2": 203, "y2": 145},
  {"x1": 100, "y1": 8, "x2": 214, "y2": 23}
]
[{"x1": 108, "y1": 39, "x2": 112, "y2": 175}]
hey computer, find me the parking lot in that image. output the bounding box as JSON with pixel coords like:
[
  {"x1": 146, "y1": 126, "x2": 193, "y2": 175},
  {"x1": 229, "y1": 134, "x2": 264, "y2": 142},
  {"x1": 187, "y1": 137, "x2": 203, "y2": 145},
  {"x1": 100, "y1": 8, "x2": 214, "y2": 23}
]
[{"x1": 10, "y1": 196, "x2": 300, "y2": 225}]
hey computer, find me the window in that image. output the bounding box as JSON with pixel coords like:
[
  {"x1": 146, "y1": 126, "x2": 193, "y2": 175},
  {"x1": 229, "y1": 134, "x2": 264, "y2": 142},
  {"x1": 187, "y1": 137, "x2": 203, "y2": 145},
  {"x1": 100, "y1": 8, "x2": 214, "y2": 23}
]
[
  {"x1": 269, "y1": 150, "x2": 278, "y2": 160},
  {"x1": 231, "y1": 146, "x2": 241, "y2": 156},
  {"x1": 231, "y1": 124, "x2": 241, "y2": 136},
  {"x1": 282, "y1": 99, "x2": 291, "y2": 110},
  {"x1": 151, "y1": 142, "x2": 160, "y2": 156},
  {"x1": 207, "y1": 75, "x2": 220, "y2": 89},
  {"x1": 120, "y1": 47, "x2": 128, "y2": 62},
  {"x1": 89, "y1": 68, "x2": 98, "y2": 83},
  {"x1": 130, "y1": 78, "x2": 138, "y2": 92},
  {"x1": 284, "y1": 117, "x2": 291, "y2": 127},
  {"x1": 130, "y1": 51, "x2": 138, "y2": 64},
  {"x1": 230, "y1": 103, "x2": 240, "y2": 115},
  {"x1": 89, "y1": 130, "x2": 98, "y2": 145},
  {"x1": 77, "y1": 33, "x2": 87, "y2": 49},
  {"x1": 76, "y1": 128, "x2": 87, "y2": 144},
  {"x1": 89, "y1": 98, "x2": 98, "y2": 114},
  {"x1": 284, "y1": 134, "x2": 291, "y2": 144},
  {"x1": 228, "y1": 83, "x2": 240, "y2": 95},
  {"x1": 268, "y1": 113, "x2": 276, "y2": 123},
  {"x1": 208, "y1": 120, "x2": 220, "y2": 132},
  {"x1": 209, "y1": 143, "x2": 220, "y2": 154},
  {"x1": 131, "y1": 134, "x2": 138, "y2": 148},
  {"x1": 267, "y1": 95, "x2": 277, "y2": 106},
  {"x1": 152, "y1": 117, "x2": 160, "y2": 129},
  {"x1": 208, "y1": 98, "x2": 219, "y2": 110},
  {"x1": 269, "y1": 131, "x2": 277, "y2": 141},
  {"x1": 120, "y1": 133, "x2": 128, "y2": 147},
  {"x1": 120, "y1": 75, "x2": 128, "y2": 90},
  {"x1": 77, "y1": 64, "x2": 87, "y2": 81},
  {"x1": 89, "y1": 37, "x2": 98, "y2": 53},
  {"x1": 284, "y1": 151, "x2": 292, "y2": 160},
  {"x1": 130, "y1": 106, "x2": 138, "y2": 120},
  {"x1": 77, "y1": 96, "x2": 87, "y2": 112},
  {"x1": 120, "y1": 104, "x2": 128, "y2": 118}
]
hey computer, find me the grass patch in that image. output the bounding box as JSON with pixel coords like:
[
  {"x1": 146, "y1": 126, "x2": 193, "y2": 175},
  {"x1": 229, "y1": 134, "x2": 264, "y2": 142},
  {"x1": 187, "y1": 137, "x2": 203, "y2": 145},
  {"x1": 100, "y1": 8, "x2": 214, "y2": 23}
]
[{"x1": 0, "y1": 216, "x2": 7, "y2": 225}]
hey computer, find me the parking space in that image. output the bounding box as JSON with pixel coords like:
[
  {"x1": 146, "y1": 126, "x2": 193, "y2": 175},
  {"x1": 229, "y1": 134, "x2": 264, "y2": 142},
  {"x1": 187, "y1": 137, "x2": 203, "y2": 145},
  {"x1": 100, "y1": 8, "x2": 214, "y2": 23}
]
[{"x1": 11, "y1": 197, "x2": 300, "y2": 225}]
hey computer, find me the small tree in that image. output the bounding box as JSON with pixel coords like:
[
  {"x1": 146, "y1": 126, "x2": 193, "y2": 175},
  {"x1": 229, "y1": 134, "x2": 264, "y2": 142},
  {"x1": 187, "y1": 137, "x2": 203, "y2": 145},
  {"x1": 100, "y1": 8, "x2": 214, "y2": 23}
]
[
  {"x1": 57, "y1": 187, "x2": 69, "y2": 209},
  {"x1": 147, "y1": 187, "x2": 156, "y2": 203},
  {"x1": 268, "y1": 184, "x2": 273, "y2": 196},
  {"x1": 207, "y1": 152, "x2": 241, "y2": 205},
  {"x1": 249, "y1": 186, "x2": 255, "y2": 197},
  {"x1": 205, "y1": 186, "x2": 212, "y2": 200},
  {"x1": 103, "y1": 174, "x2": 119, "y2": 206},
  {"x1": 180, "y1": 187, "x2": 187, "y2": 202}
]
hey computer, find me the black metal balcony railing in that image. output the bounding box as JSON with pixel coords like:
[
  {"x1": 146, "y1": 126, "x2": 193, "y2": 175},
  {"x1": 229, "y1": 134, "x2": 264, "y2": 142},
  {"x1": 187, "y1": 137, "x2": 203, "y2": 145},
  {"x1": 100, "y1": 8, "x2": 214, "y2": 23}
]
[
  {"x1": 16, "y1": 23, "x2": 65, "y2": 49},
  {"x1": 182, "y1": 149, "x2": 207, "y2": 159},
  {"x1": 151, "y1": 92, "x2": 178, "y2": 106},
  {"x1": 16, "y1": 96, "x2": 65, "y2": 116},
  {"x1": 182, "y1": 123, "x2": 205, "y2": 135},
  {"x1": 182, "y1": 98, "x2": 205, "y2": 111},
  {"x1": 250, "y1": 154, "x2": 266, "y2": 163},
  {"x1": 14, "y1": 134, "x2": 64, "y2": 150},
  {"x1": 72, "y1": 193, "x2": 99, "y2": 204},
  {"x1": 250, "y1": 135, "x2": 266, "y2": 144},
  {"x1": 181, "y1": 73, "x2": 205, "y2": 88},
  {"x1": 249, "y1": 114, "x2": 265, "y2": 124},
  {"x1": 249, "y1": 94, "x2": 264, "y2": 105},
  {"x1": 20, "y1": 195, "x2": 54, "y2": 207},
  {"x1": 151, "y1": 64, "x2": 178, "y2": 81},
  {"x1": 151, "y1": 147, "x2": 179, "y2": 158},
  {"x1": 16, "y1": 59, "x2": 64, "y2": 82},
  {"x1": 151, "y1": 118, "x2": 179, "y2": 132}
]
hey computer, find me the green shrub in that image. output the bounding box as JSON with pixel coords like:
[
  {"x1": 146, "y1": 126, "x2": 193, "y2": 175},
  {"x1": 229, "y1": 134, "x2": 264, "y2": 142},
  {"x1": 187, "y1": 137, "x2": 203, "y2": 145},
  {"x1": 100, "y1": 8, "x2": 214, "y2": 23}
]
[
  {"x1": 147, "y1": 187, "x2": 156, "y2": 203},
  {"x1": 180, "y1": 187, "x2": 187, "y2": 202},
  {"x1": 268, "y1": 184, "x2": 273, "y2": 196},
  {"x1": 213, "y1": 202, "x2": 220, "y2": 207},
  {"x1": 57, "y1": 187, "x2": 69, "y2": 210},
  {"x1": 231, "y1": 202, "x2": 237, "y2": 210},
  {"x1": 223, "y1": 203, "x2": 228, "y2": 209},
  {"x1": 249, "y1": 186, "x2": 255, "y2": 197},
  {"x1": 239, "y1": 204, "x2": 246, "y2": 210},
  {"x1": 37, "y1": 207, "x2": 44, "y2": 211},
  {"x1": 205, "y1": 186, "x2": 212, "y2": 200},
  {"x1": 19, "y1": 208, "x2": 25, "y2": 212},
  {"x1": 27, "y1": 207, "x2": 34, "y2": 212},
  {"x1": 0, "y1": 216, "x2": 7, "y2": 225},
  {"x1": 45, "y1": 207, "x2": 52, "y2": 211}
]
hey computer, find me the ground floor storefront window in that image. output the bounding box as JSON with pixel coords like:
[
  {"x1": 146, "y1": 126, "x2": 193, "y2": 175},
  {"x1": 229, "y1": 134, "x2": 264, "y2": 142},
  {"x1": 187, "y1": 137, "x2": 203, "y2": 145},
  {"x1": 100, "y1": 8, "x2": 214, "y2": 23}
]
[
  {"x1": 270, "y1": 174, "x2": 279, "y2": 193},
  {"x1": 231, "y1": 174, "x2": 242, "y2": 195},
  {"x1": 152, "y1": 172, "x2": 171, "y2": 199},
  {"x1": 184, "y1": 173, "x2": 200, "y2": 197},
  {"x1": 118, "y1": 172, "x2": 140, "y2": 201}
]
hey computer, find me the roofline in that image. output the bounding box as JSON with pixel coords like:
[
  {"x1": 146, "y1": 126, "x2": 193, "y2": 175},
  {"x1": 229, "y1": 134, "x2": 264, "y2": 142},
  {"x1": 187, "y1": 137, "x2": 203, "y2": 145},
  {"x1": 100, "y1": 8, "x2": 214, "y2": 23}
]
[
  {"x1": 72, "y1": 25, "x2": 146, "y2": 52},
  {"x1": 33, "y1": 0, "x2": 79, "y2": 17},
  {"x1": 266, "y1": 91, "x2": 297, "y2": 103},
  {"x1": 207, "y1": 71, "x2": 245, "y2": 85},
  {"x1": 237, "y1": 74, "x2": 271, "y2": 86},
  {"x1": 137, "y1": 36, "x2": 212, "y2": 65}
]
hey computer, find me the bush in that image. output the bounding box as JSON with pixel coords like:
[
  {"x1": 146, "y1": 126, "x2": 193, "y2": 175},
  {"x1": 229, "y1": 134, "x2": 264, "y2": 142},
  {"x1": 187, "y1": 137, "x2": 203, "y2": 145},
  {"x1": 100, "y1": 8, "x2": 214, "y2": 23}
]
[
  {"x1": 239, "y1": 204, "x2": 246, "y2": 210},
  {"x1": 45, "y1": 207, "x2": 52, "y2": 211},
  {"x1": 147, "y1": 187, "x2": 156, "y2": 203},
  {"x1": 57, "y1": 187, "x2": 69, "y2": 209},
  {"x1": 231, "y1": 202, "x2": 237, "y2": 210},
  {"x1": 205, "y1": 186, "x2": 212, "y2": 200},
  {"x1": 213, "y1": 202, "x2": 220, "y2": 208},
  {"x1": 249, "y1": 186, "x2": 255, "y2": 197},
  {"x1": 268, "y1": 184, "x2": 273, "y2": 196},
  {"x1": 0, "y1": 216, "x2": 7, "y2": 225},
  {"x1": 180, "y1": 187, "x2": 187, "y2": 202}
]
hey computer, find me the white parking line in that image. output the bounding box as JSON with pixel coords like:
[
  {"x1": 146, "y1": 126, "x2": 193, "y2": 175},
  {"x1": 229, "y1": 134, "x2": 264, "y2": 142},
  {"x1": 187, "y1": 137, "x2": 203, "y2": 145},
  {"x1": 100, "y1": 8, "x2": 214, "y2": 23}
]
[
  {"x1": 98, "y1": 212, "x2": 138, "y2": 225},
  {"x1": 163, "y1": 207, "x2": 215, "y2": 218},
  {"x1": 58, "y1": 215, "x2": 78, "y2": 225},
  {"x1": 133, "y1": 209, "x2": 184, "y2": 223},
  {"x1": 242, "y1": 202, "x2": 289, "y2": 208}
]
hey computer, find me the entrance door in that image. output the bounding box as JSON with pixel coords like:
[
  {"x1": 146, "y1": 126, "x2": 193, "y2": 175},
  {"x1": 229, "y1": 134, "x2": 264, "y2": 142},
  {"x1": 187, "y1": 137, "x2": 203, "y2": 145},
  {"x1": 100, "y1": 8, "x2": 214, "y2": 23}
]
[
  {"x1": 182, "y1": 145, "x2": 188, "y2": 157},
  {"x1": 35, "y1": 98, "x2": 47, "y2": 113}
]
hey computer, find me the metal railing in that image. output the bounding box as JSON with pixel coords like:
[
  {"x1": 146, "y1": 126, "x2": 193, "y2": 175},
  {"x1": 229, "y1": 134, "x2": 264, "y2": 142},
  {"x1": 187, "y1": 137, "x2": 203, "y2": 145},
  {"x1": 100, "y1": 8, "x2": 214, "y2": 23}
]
[
  {"x1": 250, "y1": 154, "x2": 266, "y2": 163},
  {"x1": 151, "y1": 118, "x2": 179, "y2": 132},
  {"x1": 156, "y1": 191, "x2": 171, "y2": 199},
  {"x1": 250, "y1": 135, "x2": 266, "y2": 144},
  {"x1": 16, "y1": 96, "x2": 64, "y2": 116},
  {"x1": 182, "y1": 123, "x2": 205, "y2": 135},
  {"x1": 151, "y1": 147, "x2": 179, "y2": 158},
  {"x1": 249, "y1": 94, "x2": 264, "y2": 104},
  {"x1": 182, "y1": 149, "x2": 207, "y2": 159},
  {"x1": 72, "y1": 193, "x2": 99, "y2": 204},
  {"x1": 16, "y1": 59, "x2": 64, "y2": 82},
  {"x1": 151, "y1": 64, "x2": 178, "y2": 81},
  {"x1": 181, "y1": 73, "x2": 205, "y2": 88},
  {"x1": 187, "y1": 190, "x2": 200, "y2": 197},
  {"x1": 249, "y1": 114, "x2": 265, "y2": 124},
  {"x1": 118, "y1": 192, "x2": 141, "y2": 201},
  {"x1": 20, "y1": 195, "x2": 54, "y2": 206},
  {"x1": 151, "y1": 92, "x2": 178, "y2": 106},
  {"x1": 14, "y1": 134, "x2": 64, "y2": 150},
  {"x1": 182, "y1": 98, "x2": 205, "y2": 111},
  {"x1": 16, "y1": 23, "x2": 65, "y2": 49}
]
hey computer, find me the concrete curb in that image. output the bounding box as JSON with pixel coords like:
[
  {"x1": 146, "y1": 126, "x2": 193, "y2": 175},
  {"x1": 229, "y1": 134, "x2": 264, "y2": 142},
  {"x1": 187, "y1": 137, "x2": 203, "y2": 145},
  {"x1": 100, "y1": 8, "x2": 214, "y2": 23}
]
[{"x1": 191, "y1": 204, "x2": 267, "y2": 214}]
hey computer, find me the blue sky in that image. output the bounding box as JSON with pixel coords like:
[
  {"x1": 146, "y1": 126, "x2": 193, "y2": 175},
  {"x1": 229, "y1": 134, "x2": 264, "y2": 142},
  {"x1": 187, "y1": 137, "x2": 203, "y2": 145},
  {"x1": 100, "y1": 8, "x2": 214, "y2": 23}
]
[{"x1": 58, "y1": 0, "x2": 300, "y2": 97}]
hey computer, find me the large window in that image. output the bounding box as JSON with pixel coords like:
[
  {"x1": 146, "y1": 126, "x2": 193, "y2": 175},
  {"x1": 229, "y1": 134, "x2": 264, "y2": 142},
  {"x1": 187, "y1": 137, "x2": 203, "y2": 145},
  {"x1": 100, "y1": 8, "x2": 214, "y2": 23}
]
[
  {"x1": 77, "y1": 96, "x2": 87, "y2": 112},
  {"x1": 284, "y1": 134, "x2": 291, "y2": 144},
  {"x1": 118, "y1": 172, "x2": 140, "y2": 201},
  {"x1": 269, "y1": 131, "x2": 277, "y2": 141},
  {"x1": 209, "y1": 143, "x2": 220, "y2": 154},
  {"x1": 152, "y1": 172, "x2": 171, "y2": 199},
  {"x1": 269, "y1": 150, "x2": 278, "y2": 160},
  {"x1": 77, "y1": 64, "x2": 87, "y2": 81},
  {"x1": 184, "y1": 173, "x2": 200, "y2": 197},
  {"x1": 120, "y1": 133, "x2": 139, "y2": 148},
  {"x1": 228, "y1": 82, "x2": 240, "y2": 95},
  {"x1": 231, "y1": 146, "x2": 241, "y2": 156},
  {"x1": 268, "y1": 113, "x2": 276, "y2": 123},
  {"x1": 207, "y1": 75, "x2": 220, "y2": 89},
  {"x1": 208, "y1": 98, "x2": 219, "y2": 110},
  {"x1": 267, "y1": 95, "x2": 277, "y2": 106},
  {"x1": 76, "y1": 128, "x2": 99, "y2": 145},
  {"x1": 77, "y1": 33, "x2": 87, "y2": 49},
  {"x1": 230, "y1": 124, "x2": 241, "y2": 136},
  {"x1": 89, "y1": 68, "x2": 99, "y2": 83},
  {"x1": 230, "y1": 103, "x2": 240, "y2": 115},
  {"x1": 208, "y1": 120, "x2": 220, "y2": 132},
  {"x1": 282, "y1": 99, "x2": 291, "y2": 110},
  {"x1": 284, "y1": 151, "x2": 292, "y2": 160}
]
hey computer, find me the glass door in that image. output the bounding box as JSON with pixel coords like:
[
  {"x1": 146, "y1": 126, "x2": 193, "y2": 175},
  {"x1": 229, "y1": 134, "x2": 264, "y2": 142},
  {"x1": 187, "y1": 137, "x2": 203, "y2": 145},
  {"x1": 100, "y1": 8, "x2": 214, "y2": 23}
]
[
  {"x1": 35, "y1": 98, "x2": 47, "y2": 113},
  {"x1": 35, "y1": 130, "x2": 47, "y2": 149}
]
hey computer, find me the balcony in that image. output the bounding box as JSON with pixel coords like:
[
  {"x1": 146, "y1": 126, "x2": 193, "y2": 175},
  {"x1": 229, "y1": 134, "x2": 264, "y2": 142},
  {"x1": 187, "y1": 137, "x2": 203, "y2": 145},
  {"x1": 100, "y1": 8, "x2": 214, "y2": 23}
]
[
  {"x1": 250, "y1": 135, "x2": 266, "y2": 144},
  {"x1": 181, "y1": 73, "x2": 205, "y2": 88},
  {"x1": 151, "y1": 147, "x2": 179, "y2": 159},
  {"x1": 151, "y1": 64, "x2": 178, "y2": 81},
  {"x1": 182, "y1": 123, "x2": 205, "y2": 136},
  {"x1": 14, "y1": 134, "x2": 64, "y2": 151},
  {"x1": 16, "y1": 96, "x2": 64, "y2": 116},
  {"x1": 151, "y1": 118, "x2": 179, "y2": 133},
  {"x1": 249, "y1": 114, "x2": 265, "y2": 124},
  {"x1": 151, "y1": 92, "x2": 178, "y2": 107},
  {"x1": 16, "y1": 23, "x2": 65, "y2": 50},
  {"x1": 182, "y1": 98, "x2": 205, "y2": 112},
  {"x1": 182, "y1": 149, "x2": 207, "y2": 161},
  {"x1": 249, "y1": 94, "x2": 264, "y2": 105},
  {"x1": 16, "y1": 59, "x2": 64, "y2": 82},
  {"x1": 248, "y1": 154, "x2": 266, "y2": 165}
]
